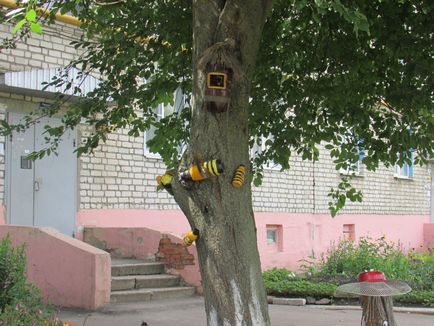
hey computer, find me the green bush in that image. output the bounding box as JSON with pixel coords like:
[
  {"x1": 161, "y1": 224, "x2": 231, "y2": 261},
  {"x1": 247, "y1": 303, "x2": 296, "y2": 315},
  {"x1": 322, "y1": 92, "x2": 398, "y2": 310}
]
[
  {"x1": 0, "y1": 234, "x2": 36, "y2": 311},
  {"x1": 407, "y1": 246, "x2": 434, "y2": 291},
  {"x1": 314, "y1": 237, "x2": 434, "y2": 292},
  {"x1": 265, "y1": 279, "x2": 337, "y2": 298},
  {"x1": 395, "y1": 290, "x2": 434, "y2": 307},
  {"x1": 0, "y1": 235, "x2": 61, "y2": 325},
  {"x1": 317, "y1": 237, "x2": 411, "y2": 280},
  {"x1": 0, "y1": 303, "x2": 63, "y2": 326},
  {"x1": 263, "y1": 268, "x2": 295, "y2": 283},
  {"x1": 263, "y1": 238, "x2": 434, "y2": 307}
]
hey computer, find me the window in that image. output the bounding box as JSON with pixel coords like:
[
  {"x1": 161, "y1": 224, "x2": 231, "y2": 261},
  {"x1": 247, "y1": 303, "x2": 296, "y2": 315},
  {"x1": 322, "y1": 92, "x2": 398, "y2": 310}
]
[
  {"x1": 343, "y1": 224, "x2": 355, "y2": 241},
  {"x1": 144, "y1": 103, "x2": 169, "y2": 158},
  {"x1": 339, "y1": 139, "x2": 365, "y2": 176},
  {"x1": 267, "y1": 229, "x2": 277, "y2": 245},
  {"x1": 143, "y1": 88, "x2": 185, "y2": 158},
  {"x1": 394, "y1": 150, "x2": 414, "y2": 179},
  {"x1": 339, "y1": 153, "x2": 364, "y2": 176},
  {"x1": 251, "y1": 135, "x2": 282, "y2": 170},
  {"x1": 266, "y1": 225, "x2": 283, "y2": 251}
]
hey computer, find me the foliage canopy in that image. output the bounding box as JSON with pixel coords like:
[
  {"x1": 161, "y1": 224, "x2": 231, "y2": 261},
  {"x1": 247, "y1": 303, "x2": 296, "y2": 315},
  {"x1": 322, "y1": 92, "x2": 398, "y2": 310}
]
[{"x1": 1, "y1": 0, "x2": 433, "y2": 214}]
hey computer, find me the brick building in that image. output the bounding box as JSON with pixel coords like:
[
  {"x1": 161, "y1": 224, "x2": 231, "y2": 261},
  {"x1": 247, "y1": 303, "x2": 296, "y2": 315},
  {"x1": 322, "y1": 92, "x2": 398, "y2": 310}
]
[{"x1": 0, "y1": 14, "x2": 433, "y2": 274}]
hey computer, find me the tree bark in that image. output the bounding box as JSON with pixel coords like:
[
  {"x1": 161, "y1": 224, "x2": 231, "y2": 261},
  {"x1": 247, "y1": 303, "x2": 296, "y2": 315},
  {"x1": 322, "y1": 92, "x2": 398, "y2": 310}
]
[
  {"x1": 171, "y1": 1, "x2": 272, "y2": 325},
  {"x1": 360, "y1": 296, "x2": 397, "y2": 326}
]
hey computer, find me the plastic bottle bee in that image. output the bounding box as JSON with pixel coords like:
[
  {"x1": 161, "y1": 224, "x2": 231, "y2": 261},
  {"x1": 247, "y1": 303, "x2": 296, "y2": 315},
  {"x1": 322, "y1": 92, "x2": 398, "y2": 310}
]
[
  {"x1": 180, "y1": 159, "x2": 224, "y2": 181},
  {"x1": 231, "y1": 164, "x2": 246, "y2": 188},
  {"x1": 156, "y1": 171, "x2": 174, "y2": 195},
  {"x1": 182, "y1": 228, "x2": 199, "y2": 247}
]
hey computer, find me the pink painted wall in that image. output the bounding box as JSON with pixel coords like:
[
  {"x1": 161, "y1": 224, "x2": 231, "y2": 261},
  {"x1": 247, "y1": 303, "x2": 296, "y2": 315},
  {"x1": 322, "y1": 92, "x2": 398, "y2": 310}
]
[
  {"x1": 77, "y1": 209, "x2": 429, "y2": 273},
  {"x1": 0, "y1": 225, "x2": 111, "y2": 310},
  {"x1": 0, "y1": 205, "x2": 5, "y2": 225},
  {"x1": 84, "y1": 227, "x2": 162, "y2": 260},
  {"x1": 77, "y1": 209, "x2": 191, "y2": 239},
  {"x1": 83, "y1": 226, "x2": 202, "y2": 292},
  {"x1": 256, "y1": 213, "x2": 429, "y2": 271},
  {"x1": 423, "y1": 223, "x2": 434, "y2": 247}
]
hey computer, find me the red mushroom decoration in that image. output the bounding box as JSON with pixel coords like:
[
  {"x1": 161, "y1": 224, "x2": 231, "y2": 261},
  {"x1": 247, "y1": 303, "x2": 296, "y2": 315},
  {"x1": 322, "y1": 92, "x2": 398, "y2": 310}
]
[{"x1": 336, "y1": 271, "x2": 411, "y2": 326}]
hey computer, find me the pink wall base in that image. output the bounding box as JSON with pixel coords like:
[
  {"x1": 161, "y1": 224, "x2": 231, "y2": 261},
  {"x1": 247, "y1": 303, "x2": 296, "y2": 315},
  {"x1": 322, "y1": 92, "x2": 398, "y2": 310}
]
[
  {"x1": 0, "y1": 225, "x2": 111, "y2": 310},
  {"x1": 78, "y1": 209, "x2": 429, "y2": 273},
  {"x1": 256, "y1": 212, "x2": 429, "y2": 271},
  {"x1": 0, "y1": 205, "x2": 5, "y2": 225},
  {"x1": 423, "y1": 223, "x2": 434, "y2": 248}
]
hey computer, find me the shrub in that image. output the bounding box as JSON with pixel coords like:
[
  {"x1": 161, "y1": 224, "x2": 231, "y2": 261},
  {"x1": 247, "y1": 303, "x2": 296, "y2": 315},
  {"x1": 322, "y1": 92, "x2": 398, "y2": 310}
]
[
  {"x1": 407, "y1": 246, "x2": 434, "y2": 291},
  {"x1": 395, "y1": 290, "x2": 434, "y2": 307},
  {"x1": 0, "y1": 303, "x2": 63, "y2": 326},
  {"x1": 0, "y1": 234, "x2": 63, "y2": 325},
  {"x1": 313, "y1": 237, "x2": 434, "y2": 292},
  {"x1": 265, "y1": 279, "x2": 337, "y2": 298},
  {"x1": 263, "y1": 268, "x2": 295, "y2": 283},
  {"x1": 317, "y1": 237, "x2": 411, "y2": 281},
  {"x1": 0, "y1": 234, "x2": 38, "y2": 311},
  {"x1": 263, "y1": 239, "x2": 434, "y2": 307}
]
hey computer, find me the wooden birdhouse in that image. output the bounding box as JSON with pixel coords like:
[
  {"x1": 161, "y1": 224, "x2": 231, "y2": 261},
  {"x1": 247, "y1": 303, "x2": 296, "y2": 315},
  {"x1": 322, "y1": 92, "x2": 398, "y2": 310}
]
[{"x1": 204, "y1": 66, "x2": 232, "y2": 113}]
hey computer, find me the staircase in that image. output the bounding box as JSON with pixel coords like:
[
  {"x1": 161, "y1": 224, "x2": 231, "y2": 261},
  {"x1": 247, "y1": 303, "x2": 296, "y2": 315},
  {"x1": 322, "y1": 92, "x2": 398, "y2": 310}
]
[{"x1": 110, "y1": 259, "x2": 196, "y2": 303}]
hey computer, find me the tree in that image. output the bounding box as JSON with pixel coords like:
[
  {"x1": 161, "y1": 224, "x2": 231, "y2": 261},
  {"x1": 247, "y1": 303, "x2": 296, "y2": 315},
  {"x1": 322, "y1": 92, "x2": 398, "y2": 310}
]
[{"x1": 1, "y1": 0, "x2": 433, "y2": 325}]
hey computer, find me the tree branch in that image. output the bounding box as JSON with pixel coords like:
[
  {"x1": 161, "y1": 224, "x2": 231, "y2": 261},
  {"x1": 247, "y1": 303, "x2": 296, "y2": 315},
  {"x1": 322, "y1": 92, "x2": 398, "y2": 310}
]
[
  {"x1": 262, "y1": 0, "x2": 273, "y2": 16},
  {"x1": 93, "y1": 0, "x2": 126, "y2": 6},
  {"x1": 192, "y1": 0, "x2": 223, "y2": 59}
]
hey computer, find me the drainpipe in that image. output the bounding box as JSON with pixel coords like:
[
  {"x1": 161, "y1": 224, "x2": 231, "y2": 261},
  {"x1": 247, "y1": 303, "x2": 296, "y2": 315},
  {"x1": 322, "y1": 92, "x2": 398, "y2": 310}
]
[{"x1": 0, "y1": 0, "x2": 81, "y2": 26}]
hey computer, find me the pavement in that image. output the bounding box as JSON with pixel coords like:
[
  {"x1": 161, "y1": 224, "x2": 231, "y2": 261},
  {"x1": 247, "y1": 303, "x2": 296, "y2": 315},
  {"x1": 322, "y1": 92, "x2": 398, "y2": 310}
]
[{"x1": 58, "y1": 297, "x2": 434, "y2": 326}]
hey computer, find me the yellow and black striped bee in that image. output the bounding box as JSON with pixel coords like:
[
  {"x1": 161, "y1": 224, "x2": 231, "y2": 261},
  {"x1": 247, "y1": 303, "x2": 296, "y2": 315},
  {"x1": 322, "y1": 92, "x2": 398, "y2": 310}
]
[
  {"x1": 231, "y1": 164, "x2": 246, "y2": 188},
  {"x1": 182, "y1": 228, "x2": 199, "y2": 247},
  {"x1": 180, "y1": 159, "x2": 224, "y2": 181},
  {"x1": 156, "y1": 170, "x2": 174, "y2": 195}
]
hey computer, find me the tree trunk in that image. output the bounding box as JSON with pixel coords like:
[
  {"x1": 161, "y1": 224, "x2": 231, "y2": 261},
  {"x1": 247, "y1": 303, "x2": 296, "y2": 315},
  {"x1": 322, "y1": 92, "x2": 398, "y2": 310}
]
[
  {"x1": 171, "y1": 1, "x2": 273, "y2": 325},
  {"x1": 360, "y1": 296, "x2": 397, "y2": 326}
]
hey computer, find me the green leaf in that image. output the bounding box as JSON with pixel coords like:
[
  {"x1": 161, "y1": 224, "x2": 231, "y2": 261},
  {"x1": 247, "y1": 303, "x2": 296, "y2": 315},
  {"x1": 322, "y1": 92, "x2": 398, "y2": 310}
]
[
  {"x1": 12, "y1": 18, "x2": 26, "y2": 34},
  {"x1": 351, "y1": 11, "x2": 370, "y2": 35},
  {"x1": 25, "y1": 9, "x2": 37, "y2": 22},
  {"x1": 29, "y1": 22, "x2": 42, "y2": 35},
  {"x1": 294, "y1": 0, "x2": 308, "y2": 11},
  {"x1": 253, "y1": 174, "x2": 263, "y2": 187}
]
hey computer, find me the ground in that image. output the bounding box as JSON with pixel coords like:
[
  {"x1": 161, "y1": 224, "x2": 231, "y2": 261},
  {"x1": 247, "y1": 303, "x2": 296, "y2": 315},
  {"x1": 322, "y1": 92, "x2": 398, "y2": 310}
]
[{"x1": 58, "y1": 297, "x2": 434, "y2": 326}]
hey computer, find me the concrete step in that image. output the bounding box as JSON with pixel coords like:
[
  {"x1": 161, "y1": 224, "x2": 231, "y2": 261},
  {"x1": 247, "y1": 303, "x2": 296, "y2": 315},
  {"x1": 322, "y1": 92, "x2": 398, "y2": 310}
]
[
  {"x1": 111, "y1": 262, "x2": 165, "y2": 277},
  {"x1": 110, "y1": 287, "x2": 196, "y2": 303},
  {"x1": 111, "y1": 274, "x2": 181, "y2": 291}
]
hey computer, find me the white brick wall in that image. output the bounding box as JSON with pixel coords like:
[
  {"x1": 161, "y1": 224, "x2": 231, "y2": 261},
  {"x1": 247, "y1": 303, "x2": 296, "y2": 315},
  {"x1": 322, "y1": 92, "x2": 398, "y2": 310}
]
[
  {"x1": 0, "y1": 21, "x2": 430, "y2": 215},
  {"x1": 0, "y1": 22, "x2": 83, "y2": 73},
  {"x1": 78, "y1": 126, "x2": 178, "y2": 210},
  {"x1": 253, "y1": 143, "x2": 430, "y2": 214},
  {"x1": 77, "y1": 124, "x2": 430, "y2": 215}
]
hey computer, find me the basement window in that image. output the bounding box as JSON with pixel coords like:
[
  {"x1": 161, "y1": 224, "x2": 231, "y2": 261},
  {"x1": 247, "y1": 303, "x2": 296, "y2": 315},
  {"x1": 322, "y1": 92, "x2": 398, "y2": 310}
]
[
  {"x1": 343, "y1": 224, "x2": 355, "y2": 241},
  {"x1": 266, "y1": 225, "x2": 283, "y2": 251}
]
